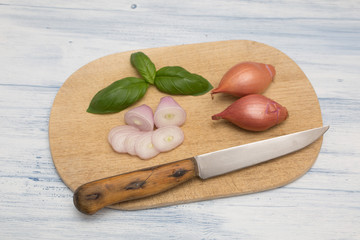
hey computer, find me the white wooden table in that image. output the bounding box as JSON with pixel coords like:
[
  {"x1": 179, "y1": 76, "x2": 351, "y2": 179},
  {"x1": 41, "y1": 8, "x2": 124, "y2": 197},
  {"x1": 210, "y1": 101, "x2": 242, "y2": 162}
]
[{"x1": 1, "y1": 1, "x2": 359, "y2": 239}]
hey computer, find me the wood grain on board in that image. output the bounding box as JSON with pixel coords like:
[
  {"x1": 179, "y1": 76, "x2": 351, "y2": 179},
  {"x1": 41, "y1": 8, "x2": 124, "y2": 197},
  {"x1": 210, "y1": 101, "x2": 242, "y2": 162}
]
[{"x1": 49, "y1": 40, "x2": 323, "y2": 210}]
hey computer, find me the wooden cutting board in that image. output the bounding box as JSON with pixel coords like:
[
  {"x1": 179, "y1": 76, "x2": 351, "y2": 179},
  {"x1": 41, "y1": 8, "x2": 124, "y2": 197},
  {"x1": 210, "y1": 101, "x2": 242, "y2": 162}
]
[{"x1": 49, "y1": 40, "x2": 323, "y2": 210}]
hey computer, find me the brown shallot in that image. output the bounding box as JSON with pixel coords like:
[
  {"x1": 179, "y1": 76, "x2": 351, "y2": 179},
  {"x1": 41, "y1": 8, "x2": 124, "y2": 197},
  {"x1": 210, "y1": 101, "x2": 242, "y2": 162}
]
[
  {"x1": 212, "y1": 94, "x2": 288, "y2": 131},
  {"x1": 211, "y1": 62, "x2": 276, "y2": 97}
]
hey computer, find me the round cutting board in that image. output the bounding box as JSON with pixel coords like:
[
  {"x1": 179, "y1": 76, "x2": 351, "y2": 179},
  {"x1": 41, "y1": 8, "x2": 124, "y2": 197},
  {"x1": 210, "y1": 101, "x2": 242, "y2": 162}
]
[{"x1": 49, "y1": 40, "x2": 323, "y2": 210}]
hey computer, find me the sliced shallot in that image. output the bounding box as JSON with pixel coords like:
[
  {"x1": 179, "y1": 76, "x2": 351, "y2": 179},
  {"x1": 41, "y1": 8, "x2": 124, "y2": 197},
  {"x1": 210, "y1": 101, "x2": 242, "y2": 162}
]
[
  {"x1": 108, "y1": 125, "x2": 139, "y2": 144},
  {"x1": 124, "y1": 132, "x2": 144, "y2": 156},
  {"x1": 135, "y1": 131, "x2": 160, "y2": 160},
  {"x1": 125, "y1": 104, "x2": 154, "y2": 131},
  {"x1": 154, "y1": 96, "x2": 186, "y2": 128},
  {"x1": 111, "y1": 131, "x2": 137, "y2": 153},
  {"x1": 152, "y1": 126, "x2": 184, "y2": 152}
]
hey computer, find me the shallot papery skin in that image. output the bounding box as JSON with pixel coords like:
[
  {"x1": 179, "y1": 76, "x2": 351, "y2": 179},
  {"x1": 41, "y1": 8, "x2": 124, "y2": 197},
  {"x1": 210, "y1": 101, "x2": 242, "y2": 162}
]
[
  {"x1": 124, "y1": 104, "x2": 154, "y2": 131},
  {"x1": 211, "y1": 62, "x2": 276, "y2": 97},
  {"x1": 212, "y1": 94, "x2": 288, "y2": 131},
  {"x1": 154, "y1": 96, "x2": 186, "y2": 128}
]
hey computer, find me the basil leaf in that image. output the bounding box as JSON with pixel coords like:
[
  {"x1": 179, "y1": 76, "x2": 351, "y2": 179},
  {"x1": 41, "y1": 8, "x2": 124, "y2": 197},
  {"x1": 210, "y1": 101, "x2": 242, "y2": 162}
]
[
  {"x1": 87, "y1": 77, "x2": 149, "y2": 114},
  {"x1": 130, "y1": 52, "x2": 156, "y2": 84},
  {"x1": 154, "y1": 66, "x2": 213, "y2": 96}
]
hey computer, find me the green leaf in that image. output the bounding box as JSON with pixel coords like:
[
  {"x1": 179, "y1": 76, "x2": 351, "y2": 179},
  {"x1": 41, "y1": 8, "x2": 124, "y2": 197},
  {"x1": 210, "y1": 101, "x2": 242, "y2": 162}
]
[
  {"x1": 130, "y1": 52, "x2": 156, "y2": 84},
  {"x1": 154, "y1": 66, "x2": 213, "y2": 96},
  {"x1": 87, "y1": 77, "x2": 149, "y2": 114}
]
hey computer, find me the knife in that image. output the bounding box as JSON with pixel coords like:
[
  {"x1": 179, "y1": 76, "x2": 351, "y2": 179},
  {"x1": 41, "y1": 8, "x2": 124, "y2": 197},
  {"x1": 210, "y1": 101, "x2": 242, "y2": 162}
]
[{"x1": 73, "y1": 126, "x2": 329, "y2": 214}]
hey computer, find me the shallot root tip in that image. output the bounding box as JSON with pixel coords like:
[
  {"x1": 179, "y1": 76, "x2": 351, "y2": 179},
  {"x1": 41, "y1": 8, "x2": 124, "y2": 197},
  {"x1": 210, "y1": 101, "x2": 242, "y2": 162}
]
[
  {"x1": 210, "y1": 88, "x2": 223, "y2": 99},
  {"x1": 211, "y1": 114, "x2": 222, "y2": 120}
]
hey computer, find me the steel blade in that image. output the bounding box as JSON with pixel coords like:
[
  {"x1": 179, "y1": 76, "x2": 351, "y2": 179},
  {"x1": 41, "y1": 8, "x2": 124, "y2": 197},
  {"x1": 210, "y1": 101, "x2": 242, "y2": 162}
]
[{"x1": 195, "y1": 126, "x2": 329, "y2": 179}]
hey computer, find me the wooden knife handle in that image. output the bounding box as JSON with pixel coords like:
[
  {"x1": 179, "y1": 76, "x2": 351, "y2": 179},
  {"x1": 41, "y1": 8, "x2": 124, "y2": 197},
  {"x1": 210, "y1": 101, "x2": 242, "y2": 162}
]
[{"x1": 73, "y1": 158, "x2": 197, "y2": 214}]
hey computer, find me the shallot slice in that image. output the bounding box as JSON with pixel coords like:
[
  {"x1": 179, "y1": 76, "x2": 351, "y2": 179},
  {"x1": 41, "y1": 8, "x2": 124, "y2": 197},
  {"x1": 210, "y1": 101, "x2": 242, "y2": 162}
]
[
  {"x1": 124, "y1": 132, "x2": 144, "y2": 156},
  {"x1": 111, "y1": 131, "x2": 137, "y2": 153},
  {"x1": 154, "y1": 96, "x2": 186, "y2": 128},
  {"x1": 152, "y1": 126, "x2": 184, "y2": 152},
  {"x1": 108, "y1": 125, "x2": 139, "y2": 144},
  {"x1": 125, "y1": 104, "x2": 154, "y2": 131},
  {"x1": 134, "y1": 131, "x2": 160, "y2": 160}
]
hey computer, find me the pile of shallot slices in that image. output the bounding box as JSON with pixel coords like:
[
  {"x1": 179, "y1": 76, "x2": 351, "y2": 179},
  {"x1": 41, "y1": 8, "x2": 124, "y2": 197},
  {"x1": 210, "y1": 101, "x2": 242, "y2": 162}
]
[{"x1": 108, "y1": 96, "x2": 186, "y2": 160}]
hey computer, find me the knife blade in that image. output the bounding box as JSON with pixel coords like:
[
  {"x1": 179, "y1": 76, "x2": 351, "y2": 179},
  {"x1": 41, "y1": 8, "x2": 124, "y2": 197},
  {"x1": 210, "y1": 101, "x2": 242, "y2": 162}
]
[{"x1": 73, "y1": 126, "x2": 329, "y2": 214}]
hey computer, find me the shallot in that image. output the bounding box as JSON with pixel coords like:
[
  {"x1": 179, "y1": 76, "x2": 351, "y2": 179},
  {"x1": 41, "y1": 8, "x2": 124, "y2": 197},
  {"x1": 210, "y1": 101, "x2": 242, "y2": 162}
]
[
  {"x1": 135, "y1": 131, "x2": 160, "y2": 160},
  {"x1": 108, "y1": 125, "x2": 139, "y2": 144},
  {"x1": 124, "y1": 104, "x2": 154, "y2": 131},
  {"x1": 107, "y1": 96, "x2": 188, "y2": 160},
  {"x1": 152, "y1": 126, "x2": 184, "y2": 152},
  {"x1": 111, "y1": 131, "x2": 139, "y2": 153},
  {"x1": 154, "y1": 96, "x2": 186, "y2": 128},
  {"x1": 211, "y1": 62, "x2": 276, "y2": 97},
  {"x1": 124, "y1": 132, "x2": 144, "y2": 156},
  {"x1": 212, "y1": 94, "x2": 288, "y2": 131}
]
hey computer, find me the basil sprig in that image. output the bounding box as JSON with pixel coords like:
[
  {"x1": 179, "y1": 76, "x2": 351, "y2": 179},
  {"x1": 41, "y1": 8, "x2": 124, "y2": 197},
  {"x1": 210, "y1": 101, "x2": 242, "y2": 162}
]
[
  {"x1": 130, "y1": 52, "x2": 156, "y2": 84},
  {"x1": 154, "y1": 66, "x2": 213, "y2": 96},
  {"x1": 87, "y1": 52, "x2": 213, "y2": 114},
  {"x1": 87, "y1": 77, "x2": 148, "y2": 114}
]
